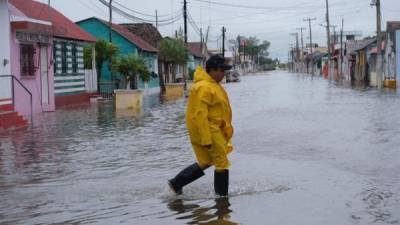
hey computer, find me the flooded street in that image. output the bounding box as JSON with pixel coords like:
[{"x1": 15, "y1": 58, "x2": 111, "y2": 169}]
[{"x1": 1, "y1": 70, "x2": 400, "y2": 224}]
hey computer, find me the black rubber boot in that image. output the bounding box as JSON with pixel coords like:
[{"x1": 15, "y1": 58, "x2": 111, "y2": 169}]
[
  {"x1": 168, "y1": 163, "x2": 205, "y2": 195},
  {"x1": 214, "y1": 170, "x2": 229, "y2": 196}
]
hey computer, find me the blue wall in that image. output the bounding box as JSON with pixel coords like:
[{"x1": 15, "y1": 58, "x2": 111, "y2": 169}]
[{"x1": 77, "y1": 18, "x2": 159, "y2": 90}]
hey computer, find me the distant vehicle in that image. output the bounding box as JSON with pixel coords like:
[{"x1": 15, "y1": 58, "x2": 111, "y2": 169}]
[{"x1": 226, "y1": 70, "x2": 240, "y2": 82}]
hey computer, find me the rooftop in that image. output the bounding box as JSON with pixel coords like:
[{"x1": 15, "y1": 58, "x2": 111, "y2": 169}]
[{"x1": 10, "y1": 0, "x2": 95, "y2": 42}]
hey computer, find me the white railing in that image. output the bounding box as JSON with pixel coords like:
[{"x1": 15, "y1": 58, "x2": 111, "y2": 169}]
[{"x1": 84, "y1": 69, "x2": 98, "y2": 93}]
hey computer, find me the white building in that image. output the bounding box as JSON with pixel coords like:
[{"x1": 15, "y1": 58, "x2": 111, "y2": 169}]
[{"x1": 0, "y1": 0, "x2": 12, "y2": 108}]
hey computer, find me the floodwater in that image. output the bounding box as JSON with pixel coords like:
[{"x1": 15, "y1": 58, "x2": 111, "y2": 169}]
[{"x1": 0, "y1": 71, "x2": 399, "y2": 225}]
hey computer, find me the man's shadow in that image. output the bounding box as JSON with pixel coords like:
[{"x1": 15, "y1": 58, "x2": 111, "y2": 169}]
[{"x1": 167, "y1": 197, "x2": 238, "y2": 225}]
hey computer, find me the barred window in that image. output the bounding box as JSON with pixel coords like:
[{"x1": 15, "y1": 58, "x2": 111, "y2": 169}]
[
  {"x1": 72, "y1": 43, "x2": 78, "y2": 73},
  {"x1": 20, "y1": 44, "x2": 36, "y2": 76},
  {"x1": 61, "y1": 42, "x2": 67, "y2": 74}
]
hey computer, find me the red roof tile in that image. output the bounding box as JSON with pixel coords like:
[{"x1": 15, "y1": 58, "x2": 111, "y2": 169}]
[
  {"x1": 9, "y1": 0, "x2": 95, "y2": 42},
  {"x1": 94, "y1": 18, "x2": 157, "y2": 53},
  {"x1": 187, "y1": 42, "x2": 205, "y2": 58}
]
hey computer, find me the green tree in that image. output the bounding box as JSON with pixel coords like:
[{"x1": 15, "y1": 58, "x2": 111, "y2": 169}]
[
  {"x1": 112, "y1": 54, "x2": 150, "y2": 90},
  {"x1": 84, "y1": 39, "x2": 119, "y2": 91},
  {"x1": 83, "y1": 45, "x2": 93, "y2": 69},
  {"x1": 158, "y1": 37, "x2": 189, "y2": 85},
  {"x1": 159, "y1": 38, "x2": 188, "y2": 65},
  {"x1": 244, "y1": 37, "x2": 270, "y2": 59},
  {"x1": 239, "y1": 36, "x2": 272, "y2": 71}
]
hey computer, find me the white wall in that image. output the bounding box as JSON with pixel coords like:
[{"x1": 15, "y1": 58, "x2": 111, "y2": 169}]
[
  {"x1": 0, "y1": 0, "x2": 11, "y2": 101},
  {"x1": 84, "y1": 69, "x2": 97, "y2": 93},
  {"x1": 397, "y1": 30, "x2": 400, "y2": 81}
]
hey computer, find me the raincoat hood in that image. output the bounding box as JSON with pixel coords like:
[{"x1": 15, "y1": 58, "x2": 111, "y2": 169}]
[{"x1": 193, "y1": 66, "x2": 216, "y2": 84}]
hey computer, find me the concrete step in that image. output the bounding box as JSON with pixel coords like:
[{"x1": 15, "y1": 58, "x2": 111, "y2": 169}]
[
  {"x1": 0, "y1": 111, "x2": 28, "y2": 129},
  {"x1": 0, "y1": 103, "x2": 13, "y2": 111}
]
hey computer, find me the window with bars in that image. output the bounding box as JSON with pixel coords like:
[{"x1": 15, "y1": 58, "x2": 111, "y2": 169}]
[
  {"x1": 20, "y1": 44, "x2": 36, "y2": 76},
  {"x1": 61, "y1": 42, "x2": 67, "y2": 74},
  {"x1": 72, "y1": 43, "x2": 78, "y2": 73}
]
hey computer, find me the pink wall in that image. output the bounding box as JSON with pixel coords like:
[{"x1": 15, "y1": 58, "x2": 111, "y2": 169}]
[{"x1": 10, "y1": 28, "x2": 55, "y2": 116}]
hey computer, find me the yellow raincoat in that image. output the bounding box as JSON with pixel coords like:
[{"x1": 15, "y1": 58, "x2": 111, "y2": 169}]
[{"x1": 186, "y1": 67, "x2": 234, "y2": 170}]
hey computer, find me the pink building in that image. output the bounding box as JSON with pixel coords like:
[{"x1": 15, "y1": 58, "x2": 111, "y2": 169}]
[
  {"x1": 1, "y1": 0, "x2": 96, "y2": 129},
  {"x1": 0, "y1": 0, "x2": 54, "y2": 129},
  {"x1": 9, "y1": 3, "x2": 55, "y2": 115}
]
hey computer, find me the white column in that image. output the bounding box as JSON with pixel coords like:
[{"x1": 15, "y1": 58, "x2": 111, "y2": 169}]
[{"x1": 0, "y1": 0, "x2": 12, "y2": 101}]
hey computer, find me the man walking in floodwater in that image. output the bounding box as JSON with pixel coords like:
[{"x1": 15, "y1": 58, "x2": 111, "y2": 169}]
[{"x1": 169, "y1": 54, "x2": 234, "y2": 196}]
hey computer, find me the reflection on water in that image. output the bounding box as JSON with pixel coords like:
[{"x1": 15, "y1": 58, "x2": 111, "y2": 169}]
[
  {"x1": 1, "y1": 72, "x2": 400, "y2": 225},
  {"x1": 167, "y1": 197, "x2": 238, "y2": 225}
]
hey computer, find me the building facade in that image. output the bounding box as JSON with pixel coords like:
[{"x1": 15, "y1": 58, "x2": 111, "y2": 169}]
[
  {"x1": 385, "y1": 22, "x2": 400, "y2": 85},
  {"x1": 77, "y1": 17, "x2": 159, "y2": 94},
  {"x1": 10, "y1": 0, "x2": 97, "y2": 108},
  {"x1": 9, "y1": 1, "x2": 55, "y2": 115},
  {"x1": 0, "y1": 0, "x2": 12, "y2": 110}
]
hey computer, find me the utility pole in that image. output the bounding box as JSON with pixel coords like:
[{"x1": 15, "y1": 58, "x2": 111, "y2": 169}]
[
  {"x1": 325, "y1": 0, "x2": 331, "y2": 59},
  {"x1": 243, "y1": 39, "x2": 246, "y2": 62},
  {"x1": 155, "y1": 10, "x2": 158, "y2": 28},
  {"x1": 290, "y1": 32, "x2": 299, "y2": 72},
  {"x1": 304, "y1": 17, "x2": 316, "y2": 75},
  {"x1": 205, "y1": 26, "x2": 210, "y2": 45},
  {"x1": 297, "y1": 27, "x2": 306, "y2": 60},
  {"x1": 243, "y1": 39, "x2": 246, "y2": 72},
  {"x1": 297, "y1": 27, "x2": 306, "y2": 73},
  {"x1": 289, "y1": 44, "x2": 294, "y2": 72},
  {"x1": 108, "y1": 0, "x2": 112, "y2": 43},
  {"x1": 295, "y1": 33, "x2": 299, "y2": 60},
  {"x1": 331, "y1": 25, "x2": 337, "y2": 45},
  {"x1": 373, "y1": 0, "x2": 383, "y2": 88},
  {"x1": 183, "y1": 0, "x2": 188, "y2": 44},
  {"x1": 200, "y1": 28, "x2": 203, "y2": 55},
  {"x1": 183, "y1": 0, "x2": 188, "y2": 89},
  {"x1": 340, "y1": 19, "x2": 344, "y2": 78},
  {"x1": 222, "y1": 26, "x2": 226, "y2": 57},
  {"x1": 237, "y1": 36, "x2": 241, "y2": 64}
]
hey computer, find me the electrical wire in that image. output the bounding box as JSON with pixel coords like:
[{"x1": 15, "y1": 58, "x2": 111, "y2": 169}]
[
  {"x1": 98, "y1": 0, "x2": 183, "y2": 24},
  {"x1": 113, "y1": 0, "x2": 180, "y2": 19},
  {"x1": 187, "y1": 11, "x2": 202, "y2": 36},
  {"x1": 192, "y1": 0, "x2": 320, "y2": 11}
]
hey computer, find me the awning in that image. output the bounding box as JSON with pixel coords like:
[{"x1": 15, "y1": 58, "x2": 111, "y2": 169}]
[{"x1": 11, "y1": 21, "x2": 53, "y2": 35}]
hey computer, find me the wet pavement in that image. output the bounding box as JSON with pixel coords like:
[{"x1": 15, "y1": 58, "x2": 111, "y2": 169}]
[{"x1": 0, "y1": 70, "x2": 399, "y2": 225}]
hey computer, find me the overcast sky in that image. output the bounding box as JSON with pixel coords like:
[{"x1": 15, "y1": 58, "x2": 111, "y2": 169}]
[{"x1": 38, "y1": 0, "x2": 400, "y2": 61}]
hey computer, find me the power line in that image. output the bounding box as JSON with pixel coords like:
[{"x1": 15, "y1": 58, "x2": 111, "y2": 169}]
[
  {"x1": 78, "y1": 0, "x2": 107, "y2": 17},
  {"x1": 98, "y1": 0, "x2": 182, "y2": 24},
  {"x1": 112, "y1": 0, "x2": 179, "y2": 18},
  {"x1": 303, "y1": 17, "x2": 316, "y2": 75},
  {"x1": 192, "y1": 0, "x2": 319, "y2": 11},
  {"x1": 208, "y1": 34, "x2": 222, "y2": 42},
  {"x1": 187, "y1": 11, "x2": 201, "y2": 36}
]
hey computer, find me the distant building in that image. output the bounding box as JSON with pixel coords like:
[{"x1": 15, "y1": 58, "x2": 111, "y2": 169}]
[
  {"x1": 120, "y1": 23, "x2": 162, "y2": 49},
  {"x1": 384, "y1": 21, "x2": 400, "y2": 83},
  {"x1": 187, "y1": 42, "x2": 207, "y2": 71},
  {"x1": 343, "y1": 38, "x2": 377, "y2": 86}
]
